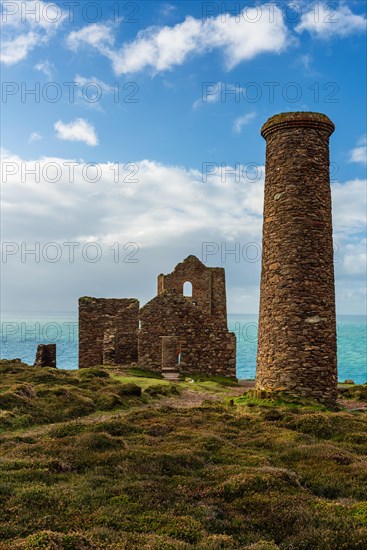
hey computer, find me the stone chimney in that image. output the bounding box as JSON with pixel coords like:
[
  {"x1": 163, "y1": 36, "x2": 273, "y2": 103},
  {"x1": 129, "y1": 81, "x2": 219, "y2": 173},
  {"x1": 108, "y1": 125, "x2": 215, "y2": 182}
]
[{"x1": 256, "y1": 112, "x2": 337, "y2": 404}]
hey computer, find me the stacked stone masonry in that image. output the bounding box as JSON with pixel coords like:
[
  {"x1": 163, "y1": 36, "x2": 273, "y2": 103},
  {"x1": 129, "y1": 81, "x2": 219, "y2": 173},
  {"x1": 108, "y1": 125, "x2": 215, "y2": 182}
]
[
  {"x1": 34, "y1": 344, "x2": 56, "y2": 368},
  {"x1": 161, "y1": 336, "x2": 179, "y2": 371},
  {"x1": 79, "y1": 255, "x2": 236, "y2": 378},
  {"x1": 79, "y1": 298, "x2": 139, "y2": 368},
  {"x1": 256, "y1": 112, "x2": 338, "y2": 404},
  {"x1": 161, "y1": 336, "x2": 180, "y2": 380}
]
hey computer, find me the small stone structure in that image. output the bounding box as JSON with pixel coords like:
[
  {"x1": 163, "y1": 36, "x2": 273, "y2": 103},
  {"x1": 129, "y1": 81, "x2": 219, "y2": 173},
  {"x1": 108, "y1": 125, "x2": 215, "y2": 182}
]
[
  {"x1": 34, "y1": 344, "x2": 56, "y2": 368},
  {"x1": 256, "y1": 112, "x2": 338, "y2": 404},
  {"x1": 78, "y1": 255, "x2": 236, "y2": 378}
]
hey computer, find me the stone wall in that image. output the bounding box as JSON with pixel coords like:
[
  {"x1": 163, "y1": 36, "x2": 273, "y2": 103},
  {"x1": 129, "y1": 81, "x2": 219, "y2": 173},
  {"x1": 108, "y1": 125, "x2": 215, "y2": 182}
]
[
  {"x1": 34, "y1": 344, "x2": 56, "y2": 368},
  {"x1": 256, "y1": 112, "x2": 337, "y2": 404},
  {"x1": 78, "y1": 297, "x2": 139, "y2": 368},
  {"x1": 210, "y1": 267, "x2": 228, "y2": 327},
  {"x1": 161, "y1": 336, "x2": 180, "y2": 380},
  {"x1": 139, "y1": 290, "x2": 236, "y2": 377},
  {"x1": 157, "y1": 255, "x2": 227, "y2": 327},
  {"x1": 78, "y1": 256, "x2": 236, "y2": 378}
]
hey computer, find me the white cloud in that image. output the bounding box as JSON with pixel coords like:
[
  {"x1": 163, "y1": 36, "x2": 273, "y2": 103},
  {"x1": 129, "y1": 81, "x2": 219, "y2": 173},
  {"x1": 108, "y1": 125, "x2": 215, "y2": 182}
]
[
  {"x1": 332, "y1": 179, "x2": 367, "y2": 237},
  {"x1": 2, "y1": 153, "x2": 367, "y2": 252},
  {"x1": 2, "y1": 150, "x2": 364, "y2": 255},
  {"x1": 1, "y1": 149, "x2": 365, "y2": 314},
  {"x1": 35, "y1": 60, "x2": 54, "y2": 79},
  {"x1": 1, "y1": 1, "x2": 66, "y2": 65},
  {"x1": 337, "y1": 286, "x2": 367, "y2": 310},
  {"x1": 28, "y1": 132, "x2": 42, "y2": 143},
  {"x1": 349, "y1": 136, "x2": 367, "y2": 165},
  {"x1": 298, "y1": 54, "x2": 312, "y2": 69},
  {"x1": 202, "y1": 7, "x2": 289, "y2": 71},
  {"x1": 160, "y1": 4, "x2": 177, "y2": 17},
  {"x1": 1, "y1": 0, "x2": 66, "y2": 31},
  {"x1": 73, "y1": 75, "x2": 113, "y2": 111},
  {"x1": 296, "y1": 3, "x2": 366, "y2": 38},
  {"x1": 1, "y1": 31, "x2": 39, "y2": 65},
  {"x1": 233, "y1": 112, "x2": 257, "y2": 134},
  {"x1": 66, "y1": 23, "x2": 114, "y2": 52},
  {"x1": 342, "y1": 240, "x2": 367, "y2": 275},
  {"x1": 0, "y1": 148, "x2": 265, "y2": 314},
  {"x1": 0, "y1": 149, "x2": 263, "y2": 247},
  {"x1": 74, "y1": 74, "x2": 112, "y2": 94},
  {"x1": 66, "y1": 6, "x2": 289, "y2": 75},
  {"x1": 193, "y1": 82, "x2": 224, "y2": 109},
  {"x1": 54, "y1": 118, "x2": 99, "y2": 147}
]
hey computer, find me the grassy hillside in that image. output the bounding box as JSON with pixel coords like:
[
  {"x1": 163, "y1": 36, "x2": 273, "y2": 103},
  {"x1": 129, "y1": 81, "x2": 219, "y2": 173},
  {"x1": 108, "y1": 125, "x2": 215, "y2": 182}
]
[{"x1": 0, "y1": 360, "x2": 366, "y2": 549}]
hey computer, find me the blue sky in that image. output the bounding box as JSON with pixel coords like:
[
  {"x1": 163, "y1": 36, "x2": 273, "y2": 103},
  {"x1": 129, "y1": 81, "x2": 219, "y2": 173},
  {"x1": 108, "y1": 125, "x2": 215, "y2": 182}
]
[{"x1": 1, "y1": 0, "x2": 366, "y2": 315}]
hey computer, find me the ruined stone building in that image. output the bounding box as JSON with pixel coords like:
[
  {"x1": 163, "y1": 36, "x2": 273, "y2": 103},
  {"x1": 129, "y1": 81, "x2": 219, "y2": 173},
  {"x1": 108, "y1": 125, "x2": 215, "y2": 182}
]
[
  {"x1": 34, "y1": 344, "x2": 56, "y2": 368},
  {"x1": 256, "y1": 112, "x2": 338, "y2": 404},
  {"x1": 79, "y1": 255, "x2": 236, "y2": 377}
]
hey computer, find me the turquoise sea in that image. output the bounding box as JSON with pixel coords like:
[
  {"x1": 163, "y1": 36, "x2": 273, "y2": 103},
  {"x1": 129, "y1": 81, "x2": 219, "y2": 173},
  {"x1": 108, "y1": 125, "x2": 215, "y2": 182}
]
[{"x1": 1, "y1": 313, "x2": 366, "y2": 384}]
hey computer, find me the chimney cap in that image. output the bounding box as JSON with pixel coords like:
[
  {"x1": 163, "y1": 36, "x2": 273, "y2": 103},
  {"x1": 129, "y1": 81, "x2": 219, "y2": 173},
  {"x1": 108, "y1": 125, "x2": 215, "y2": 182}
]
[{"x1": 261, "y1": 111, "x2": 335, "y2": 140}]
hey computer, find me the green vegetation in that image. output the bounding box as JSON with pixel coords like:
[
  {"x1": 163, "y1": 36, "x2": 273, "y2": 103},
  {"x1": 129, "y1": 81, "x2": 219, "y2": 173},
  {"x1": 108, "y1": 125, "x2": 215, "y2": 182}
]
[
  {"x1": 234, "y1": 390, "x2": 332, "y2": 412},
  {"x1": 0, "y1": 361, "x2": 146, "y2": 432},
  {"x1": 123, "y1": 367, "x2": 163, "y2": 380},
  {"x1": 0, "y1": 360, "x2": 366, "y2": 549},
  {"x1": 338, "y1": 383, "x2": 367, "y2": 402},
  {"x1": 180, "y1": 373, "x2": 238, "y2": 387}
]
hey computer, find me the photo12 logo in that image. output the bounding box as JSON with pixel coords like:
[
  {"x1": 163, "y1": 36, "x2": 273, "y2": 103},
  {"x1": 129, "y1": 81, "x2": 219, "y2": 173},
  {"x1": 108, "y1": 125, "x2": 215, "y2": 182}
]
[
  {"x1": 233, "y1": 321, "x2": 258, "y2": 345},
  {"x1": 202, "y1": 161, "x2": 264, "y2": 183},
  {"x1": 1, "y1": 242, "x2": 140, "y2": 264},
  {"x1": 1, "y1": 1, "x2": 140, "y2": 24},
  {"x1": 1, "y1": 321, "x2": 78, "y2": 344},
  {"x1": 199, "y1": 81, "x2": 339, "y2": 106},
  {"x1": 201, "y1": 2, "x2": 341, "y2": 25},
  {"x1": 202, "y1": 242, "x2": 262, "y2": 264},
  {"x1": 1, "y1": 81, "x2": 139, "y2": 104},
  {"x1": 201, "y1": 242, "x2": 341, "y2": 264},
  {"x1": 1, "y1": 160, "x2": 139, "y2": 184}
]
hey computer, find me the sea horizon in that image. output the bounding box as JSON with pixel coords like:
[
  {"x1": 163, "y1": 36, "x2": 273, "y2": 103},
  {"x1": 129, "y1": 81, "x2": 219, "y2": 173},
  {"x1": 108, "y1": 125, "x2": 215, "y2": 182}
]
[{"x1": 1, "y1": 311, "x2": 366, "y2": 384}]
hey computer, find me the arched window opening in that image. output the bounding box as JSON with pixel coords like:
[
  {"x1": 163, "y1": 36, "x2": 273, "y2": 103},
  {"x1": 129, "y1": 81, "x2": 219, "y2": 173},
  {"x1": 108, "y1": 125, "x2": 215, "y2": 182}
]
[{"x1": 183, "y1": 281, "x2": 193, "y2": 297}]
